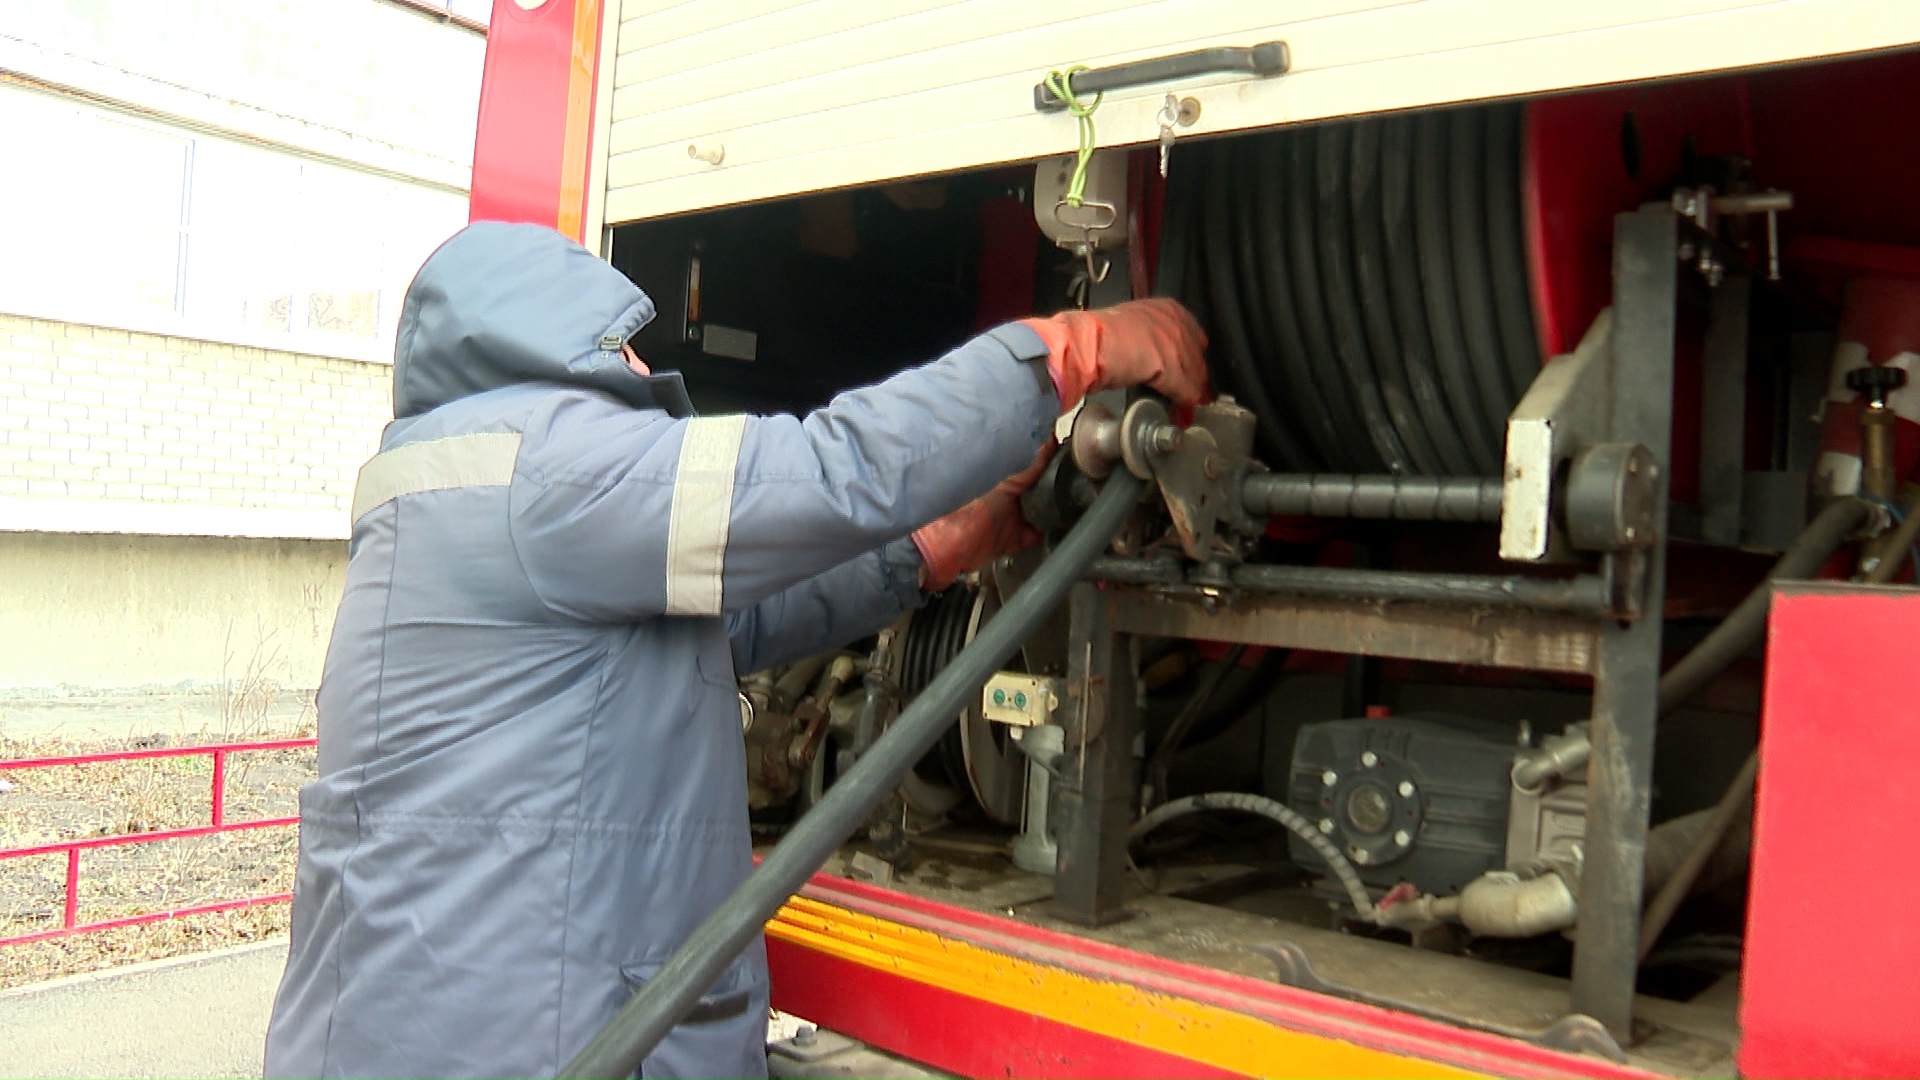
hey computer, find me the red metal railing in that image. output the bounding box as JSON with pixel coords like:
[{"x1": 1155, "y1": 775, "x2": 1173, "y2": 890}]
[{"x1": 0, "y1": 737, "x2": 317, "y2": 947}]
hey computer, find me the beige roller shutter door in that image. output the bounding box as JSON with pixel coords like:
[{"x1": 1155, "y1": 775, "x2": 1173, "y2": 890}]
[{"x1": 600, "y1": 0, "x2": 1920, "y2": 226}]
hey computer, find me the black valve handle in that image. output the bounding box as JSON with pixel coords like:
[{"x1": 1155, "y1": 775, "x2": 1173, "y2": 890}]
[{"x1": 1847, "y1": 364, "x2": 1908, "y2": 406}]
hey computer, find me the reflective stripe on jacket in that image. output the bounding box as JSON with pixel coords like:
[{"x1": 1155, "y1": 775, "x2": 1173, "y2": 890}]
[{"x1": 263, "y1": 222, "x2": 1053, "y2": 1078}]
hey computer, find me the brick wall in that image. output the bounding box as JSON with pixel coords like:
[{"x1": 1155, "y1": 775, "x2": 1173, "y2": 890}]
[{"x1": 0, "y1": 313, "x2": 391, "y2": 539}]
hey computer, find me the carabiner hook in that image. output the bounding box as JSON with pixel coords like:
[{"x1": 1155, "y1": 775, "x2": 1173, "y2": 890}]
[{"x1": 1081, "y1": 242, "x2": 1111, "y2": 286}]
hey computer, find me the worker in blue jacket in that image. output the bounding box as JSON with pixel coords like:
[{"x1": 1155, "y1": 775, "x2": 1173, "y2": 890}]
[{"x1": 263, "y1": 221, "x2": 1206, "y2": 1078}]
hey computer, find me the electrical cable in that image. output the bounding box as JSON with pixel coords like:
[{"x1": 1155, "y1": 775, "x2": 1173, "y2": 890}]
[{"x1": 1142, "y1": 644, "x2": 1247, "y2": 809}]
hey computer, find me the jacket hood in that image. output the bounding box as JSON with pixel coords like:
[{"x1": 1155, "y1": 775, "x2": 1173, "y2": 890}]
[{"x1": 390, "y1": 221, "x2": 693, "y2": 419}]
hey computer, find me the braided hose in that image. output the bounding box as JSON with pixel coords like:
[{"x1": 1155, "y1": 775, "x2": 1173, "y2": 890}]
[{"x1": 1130, "y1": 791, "x2": 1377, "y2": 923}]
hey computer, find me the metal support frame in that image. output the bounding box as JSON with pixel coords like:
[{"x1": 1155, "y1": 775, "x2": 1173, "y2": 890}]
[
  {"x1": 1090, "y1": 556, "x2": 1612, "y2": 617},
  {"x1": 1698, "y1": 276, "x2": 1751, "y2": 546},
  {"x1": 1569, "y1": 208, "x2": 1677, "y2": 1038},
  {"x1": 1108, "y1": 588, "x2": 1598, "y2": 673},
  {"x1": 1035, "y1": 208, "x2": 1679, "y2": 1046},
  {"x1": 1051, "y1": 583, "x2": 1140, "y2": 926}
]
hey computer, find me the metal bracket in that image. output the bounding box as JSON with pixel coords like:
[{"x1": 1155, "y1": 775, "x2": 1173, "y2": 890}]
[
  {"x1": 1565, "y1": 443, "x2": 1659, "y2": 552},
  {"x1": 1501, "y1": 310, "x2": 1615, "y2": 562}
]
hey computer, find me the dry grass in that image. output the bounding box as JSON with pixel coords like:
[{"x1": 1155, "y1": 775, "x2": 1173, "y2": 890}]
[{"x1": 0, "y1": 632, "x2": 318, "y2": 989}]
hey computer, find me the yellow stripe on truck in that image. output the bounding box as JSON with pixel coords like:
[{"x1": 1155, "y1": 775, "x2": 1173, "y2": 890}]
[{"x1": 768, "y1": 895, "x2": 1482, "y2": 1080}]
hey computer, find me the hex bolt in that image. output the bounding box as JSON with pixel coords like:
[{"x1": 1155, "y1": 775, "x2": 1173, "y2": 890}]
[
  {"x1": 1150, "y1": 426, "x2": 1183, "y2": 454},
  {"x1": 1397, "y1": 781, "x2": 1414, "y2": 798},
  {"x1": 1318, "y1": 818, "x2": 1335, "y2": 834},
  {"x1": 1393, "y1": 829, "x2": 1412, "y2": 846},
  {"x1": 1352, "y1": 848, "x2": 1371, "y2": 865},
  {"x1": 1321, "y1": 770, "x2": 1338, "y2": 786},
  {"x1": 1360, "y1": 751, "x2": 1379, "y2": 768}
]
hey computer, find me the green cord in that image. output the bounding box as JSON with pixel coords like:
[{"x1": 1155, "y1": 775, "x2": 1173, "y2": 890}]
[{"x1": 1044, "y1": 66, "x2": 1101, "y2": 207}]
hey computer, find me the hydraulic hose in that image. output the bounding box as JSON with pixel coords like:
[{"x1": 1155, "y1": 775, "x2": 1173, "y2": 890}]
[
  {"x1": 1634, "y1": 495, "x2": 1881, "y2": 959},
  {"x1": 1657, "y1": 496, "x2": 1871, "y2": 714},
  {"x1": 558, "y1": 471, "x2": 1147, "y2": 1079},
  {"x1": 1142, "y1": 644, "x2": 1247, "y2": 809},
  {"x1": 1636, "y1": 752, "x2": 1758, "y2": 961},
  {"x1": 1130, "y1": 791, "x2": 1377, "y2": 924}
]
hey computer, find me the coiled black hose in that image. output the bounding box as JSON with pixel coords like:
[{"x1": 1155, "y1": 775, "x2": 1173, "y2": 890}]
[
  {"x1": 1446, "y1": 107, "x2": 1520, "y2": 421},
  {"x1": 1163, "y1": 103, "x2": 1539, "y2": 478},
  {"x1": 1348, "y1": 117, "x2": 1445, "y2": 475},
  {"x1": 1485, "y1": 103, "x2": 1543, "y2": 400},
  {"x1": 1413, "y1": 111, "x2": 1506, "y2": 472},
  {"x1": 1380, "y1": 115, "x2": 1478, "y2": 475},
  {"x1": 1284, "y1": 132, "x2": 1377, "y2": 472},
  {"x1": 1316, "y1": 123, "x2": 1416, "y2": 472},
  {"x1": 1246, "y1": 137, "x2": 1336, "y2": 471},
  {"x1": 1203, "y1": 143, "x2": 1313, "y2": 470}
]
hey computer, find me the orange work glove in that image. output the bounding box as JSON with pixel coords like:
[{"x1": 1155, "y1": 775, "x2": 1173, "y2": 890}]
[
  {"x1": 1020, "y1": 297, "x2": 1211, "y2": 413},
  {"x1": 911, "y1": 452, "x2": 1050, "y2": 591}
]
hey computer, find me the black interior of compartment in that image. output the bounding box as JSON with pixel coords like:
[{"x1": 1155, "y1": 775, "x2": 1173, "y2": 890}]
[{"x1": 610, "y1": 177, "x2": 1033, "y2": 417}]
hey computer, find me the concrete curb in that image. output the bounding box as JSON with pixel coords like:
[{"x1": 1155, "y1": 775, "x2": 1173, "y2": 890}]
[{"x1": 0, "y1": 935, "x2": 289, "y2": 1001}]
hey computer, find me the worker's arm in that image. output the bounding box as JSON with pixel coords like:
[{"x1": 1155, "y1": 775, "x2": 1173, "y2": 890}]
[
  {"x1": 511, "y1": 326, "x2": 1049, "y2": 623},
  {"x1": 511, "y1": 302, "x2": 1207, "y2": 624},
  {"x1": 724, "y1": 538, "x2": 924, "y2": 675}
]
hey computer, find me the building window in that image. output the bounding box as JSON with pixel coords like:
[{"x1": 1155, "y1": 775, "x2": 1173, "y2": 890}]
[{"x1": 0, "y1": 84, "x2": 466, "y2": 361}]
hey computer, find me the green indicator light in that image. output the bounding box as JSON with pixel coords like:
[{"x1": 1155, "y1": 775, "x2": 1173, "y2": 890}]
[
  {"x1": 992, "y1": 689, "x2": 1006, "y2": 706},
  {"x1": 1013, "y1": 692, "x2": 1028, "y2": 709}
]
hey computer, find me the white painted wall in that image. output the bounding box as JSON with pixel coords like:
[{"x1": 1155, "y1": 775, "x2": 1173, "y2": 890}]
[
  {"x1": 0, "y1": 531, "x2": 345, "y2": 693},
  {"x1": 0, "y1": 0, "x2": 489, "y2": 171}
]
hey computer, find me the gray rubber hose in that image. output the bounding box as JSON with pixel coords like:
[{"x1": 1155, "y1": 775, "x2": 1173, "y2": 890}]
[{"x1": 559, "y1": 470, "x2": 1147, "y2": 1079}]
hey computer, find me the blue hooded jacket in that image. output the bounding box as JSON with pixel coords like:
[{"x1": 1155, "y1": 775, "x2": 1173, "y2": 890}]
[{"x1": 263, "y1": 222, "x2": 1053, "y2": 1077}]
